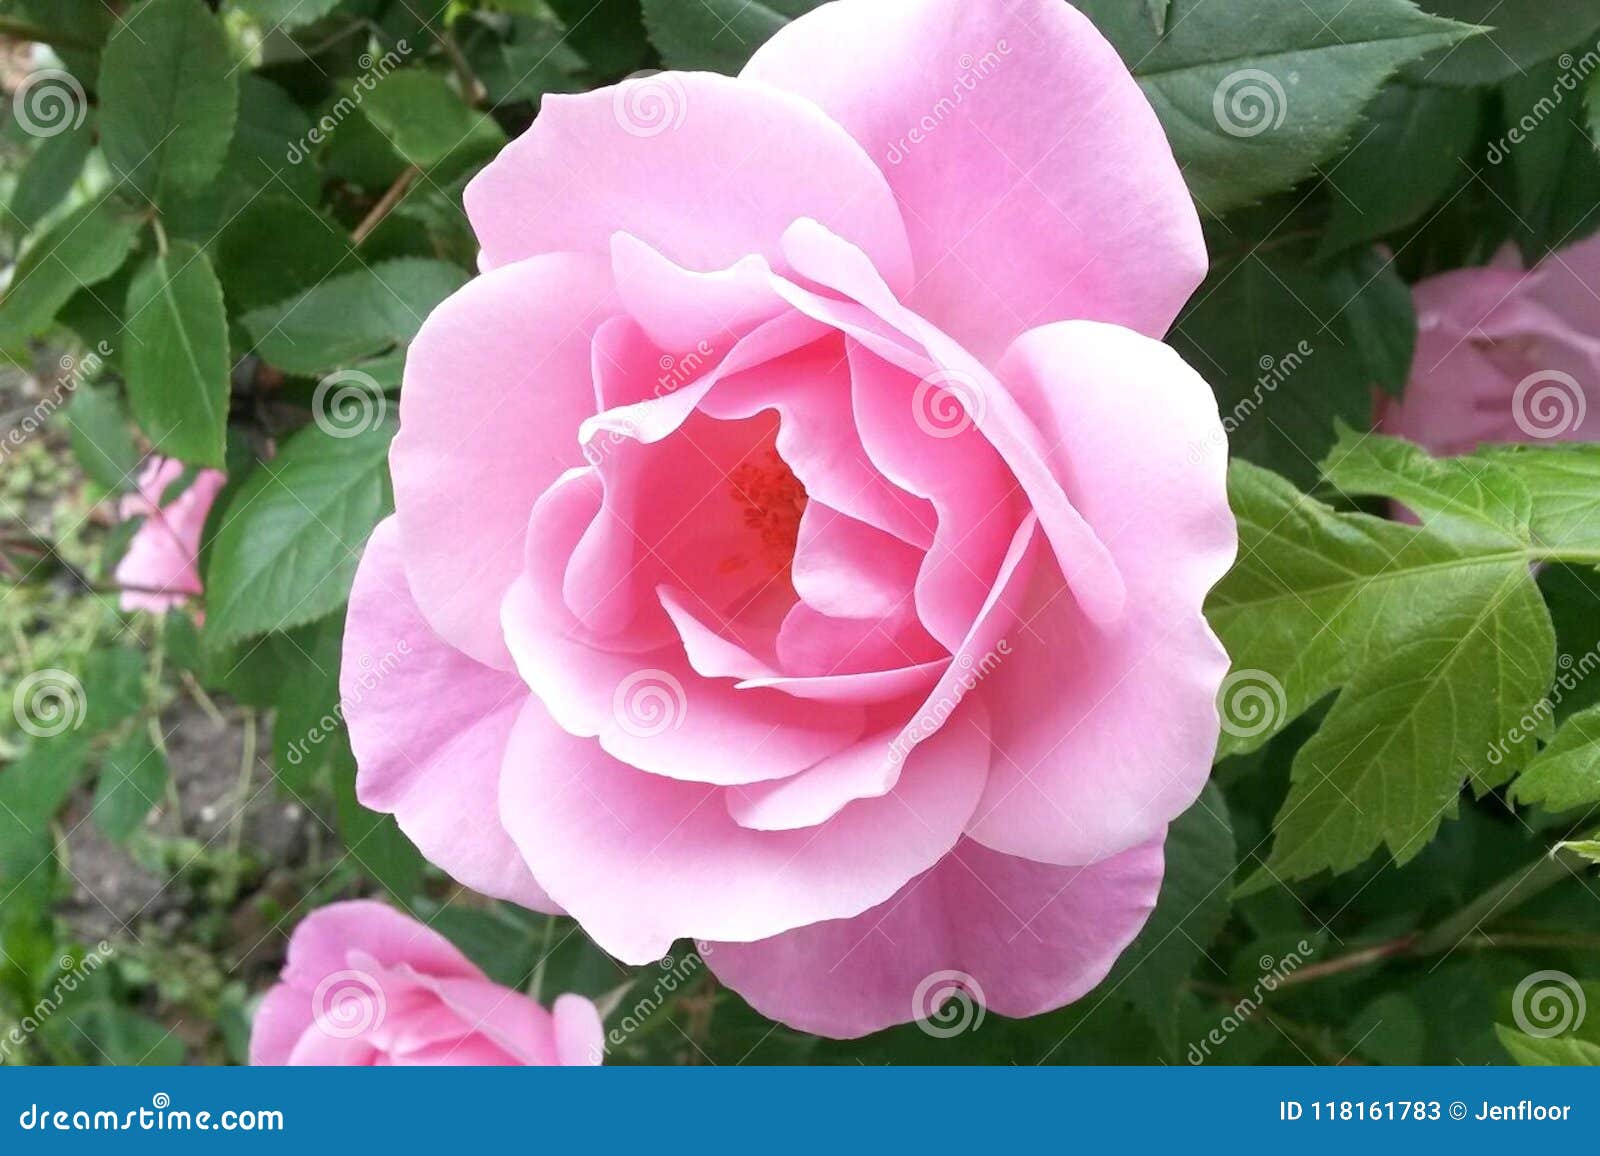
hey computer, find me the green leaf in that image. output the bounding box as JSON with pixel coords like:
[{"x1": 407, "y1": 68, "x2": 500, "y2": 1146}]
[
  {"x1": 546, "y1": 0, "x2": 653, "y2": 81},
  {"x1": 1556, "y1": 838, "x2": 1600, "y2": 865},
  {"x1": 1497, "y1": 1024, "x2": 1600, "y2": 1065},
  {"x1": 641, "y1": 0, "x2": 825, "y2": 73},
  {"x1": 0, "y1": 199, "x2": 140, "y2": 343},
  {"x1": 1169, "y1": 244, "x2": 1412, "y2": 485},
  {"x1": 1320, "y1": 85, "x2": 1483, "y2": 258},
  {"x1": 1103, "y1": 783, "x2": 1235, "y2": 1055},
  {"x1": 80, "y1": 646, "x2": 148, "y2": 736},
  {"x1": 1501, "y1": 56, "x2": 1600, "y2": 260},
  {"x1": 123, "y1": 241, "x2": 230, "y2": 468},
  {"x1": 268, "y1": 611, "x2": 345, "y2": 793},
  {"x1": 92, "y1": 732, "x2": 169, "y2": 843},
  {"x1": 7, "y1": 119, "x2": 92, "y2": 234},
  {"x1": 97, "y1": 0, "x2": 239, "y2": 205},
  {"x1": 67, "y1": 383, "x2": 139, "y2": 492},
  {"x1": 242, "y1": 258, "x2": 468, "y2": 375},
  {"x1": 1479, "y1": 445, "x2": 1600, "y2": 553},
  {"x1": 215, "y1": 193, "x2": 348, "y2": 312},
  {"x1": 232, "y1": 0, "x2": 342, "y2": 29},
  {"x1": 1408, "y1": 1, "x2": 1600, "y2": 86},
  {"x1": 1078, "y1": 0, "x2": 1479, "y2": 215},
  {"x1": 356, "y1": 69, "x2": 504, "y2": 171},
  {"x1": 204, "y1": 421, "x2": 395, "y2": 644},
  {"x1": 331, "y1": 738, "x2": 423, "y2": 901},
  {"x1": 1512, "y1": 704, "x2": 1600, "y2": 812},
  {"x1": 0, "y1": 736, "x2": 90, "y2": 861}
]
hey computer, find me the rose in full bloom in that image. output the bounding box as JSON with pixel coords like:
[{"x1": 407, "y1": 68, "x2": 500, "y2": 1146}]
[
  {"x1": 113, "y1": 456, "x2": 226, "y2": 615},
  {"x1": 250, "y1": 900, "x2": 603, "y2": 1065},
  {"x1": 1381, "y1": 233, "x2": 1600, "y2": 453},
  {"x1": 343, "y1": 0, "x2": 1236, "y2": 1037}
]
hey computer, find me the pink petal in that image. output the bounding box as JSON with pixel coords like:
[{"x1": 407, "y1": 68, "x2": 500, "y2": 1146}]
[
  {"x1": 344, "y1": 518, "x2": 559, "y2": 911},
  {"x1": 966, "y1": 322, "x2": 1235, "y2": 865},
  {"x1": 743, "y1": 0, "x2": 1204, "y2": 360},
  {"x1": 552, "y1": 993, "x2": 606, "y2": 1066},
  {"x1": 707, "y1": 835, "x2": 1165, "y2": 1039},
  {"x1": 495, "y1": 696, "x2": 990, "y2": 963},
  {"x1": 465, "y1": 71, "x2": 912, "y2": 293},
  {"x1": 391, "y1": 252, "x2": 617, "y2": 669}
]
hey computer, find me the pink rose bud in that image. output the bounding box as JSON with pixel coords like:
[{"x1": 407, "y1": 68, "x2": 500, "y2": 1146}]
[{"x1": 114, "y1": 456, "x2": 226, "y2": 615}]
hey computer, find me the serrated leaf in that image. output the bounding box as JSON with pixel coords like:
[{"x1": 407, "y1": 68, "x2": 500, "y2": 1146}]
[
  {"x1": 1170, "y1": 245, "x2": 1413, "y2": 485},
  {"x1": 1478, "y1": 447, "x2": 1600, "y2": 553},
  {"x1": 1408, "y1": 1, "x2": 1600, "y2": 87},
  {"x1": 204, "y1": 421, "x2": 395, "y2": 644},
  {"x1": 356, "y1": 69, "x2": 504, "y2": 171},
  {"x1": 242, "y1": 258, "x2": 468, "y2": 375},
  {"x1": 1319, "y1": 85, "x2": 1483, "y2": 258},
  {"x1": 1512, "y1": 703, "x2": 1600, "y2": 812},
  {"x1": 1556, "y1": 838, "x2": 1600, "y2": 865},
  {"x1": 0, "y1": 199, "x2": 140, "y2": 343},
  {"x1": 98, "y1": 0, "x2": 239, "y2": 205},
  {"x1": 1497, "y1": 1024, "x2": 1600, "y2": 1065},
  {"x1": 641, "y1": 0, "x2": 824, "y2": 73},
  {"x1": 215, "y1": 193, "x2": 348, "y2": 312},
  {"x1": 1103, "y1": 783, "x2": 1235, "y2": 1055},
  {"x1": 92, "y1": 732, "x2": 169, "y2": 843},
  {"x1": 124, "y1": 241, "x2": 230, "y2": 468},
  {"x1": 1078, "y1": 0, "x2": 1479, "y2": 215}
]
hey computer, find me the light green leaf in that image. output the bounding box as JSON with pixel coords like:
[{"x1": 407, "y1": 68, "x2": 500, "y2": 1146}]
[
  {"x1": 641, "y1": 0, "x2": 825, "y2": 72},
  {"x1": 1513, "y1": 704, "x2": 1600, "y2": 812},
  {"x1": 0, "y1": 736, "x2": 90, "y2": 860},
  {"x1": 1497, "y1": 1024, "x2": 1600, "y2": 1065},
  {"x1": 242, "y1": 258, "x2": 468, "y2": 375},
  {"x1": 97, "y1": 0, "x2": 239, "y2": 205},
  {"x1": 1480, "y1": 444, "x2": 1600, "y2": 553},
  {"x1": 204, "y1": 421, "x2": 395, "y2": 643},
  {"x1": 1078, "y1": 0, "x2": 1479, "y2": 214},
  {"x1": 1104, "y1": 783, "x2": 1235, "y2": 1055},
  {"x1": 1556, "y1": 838, "x2": 1600, "y2": 865},
  {"x1": 0, "y1": 199, "x2": 140, "y2": 343},
  {"x1": 124, "y1": 241, "x2": 230, "y2": 468},
  {"x1": 356, "y1": 69, "x2": 504, "y2": 170},
  {"x1": 93, "y1": 732, "x2": 169, "y2": 843},
  {"x1": 232, "y1": 0, "x2": 342, "y2": 30}
]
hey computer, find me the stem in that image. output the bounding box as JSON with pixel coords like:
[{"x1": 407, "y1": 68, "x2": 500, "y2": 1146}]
[
  {"x1": 1414, "y1": 829, "x2": 1598, "y2": 955},
  {"x1": 351, "y1": 167, "x2": 418, "y2": 246},
  {"x1": 1272, "y1": 935, "x2": 1418, "y2": 989}
]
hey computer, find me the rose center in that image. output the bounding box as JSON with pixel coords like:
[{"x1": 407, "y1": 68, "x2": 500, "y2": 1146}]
[{"x1": 726, "y1": 449, "x2": 807, "y2": 572}]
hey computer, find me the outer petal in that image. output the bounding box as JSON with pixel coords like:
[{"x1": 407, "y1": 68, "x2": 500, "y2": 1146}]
[
  {"x1": 743, "y1": 0, "x2": 1205, "y2": 359},
  {"x1": 344, "y1": 518, "x2": 559, "y2": 912},
  {"x1": 465, "y1": 71, "x2": 912, "y2": 294},
  {"x1": 391, "y1": 253, "x2": 617, "y2": 670},
  {"x1": 706, "y1": 835, "x2": 1164, "y2": 1039},
  {"x1": 496, "y1": 696, "x2": 990, "y2": 963},
  {"x1": 277, "y1": 901, "x2": 481, "y2": 993},
  {"x1": 966, "y1": 322, "x2": 1235, "y2": 865},
  {"x1": 248, "y1": 983, "x2": 315, "y2": 1066},
  {"x1": 552, "y1": 993, "x2": 606, "y2": 1066}
]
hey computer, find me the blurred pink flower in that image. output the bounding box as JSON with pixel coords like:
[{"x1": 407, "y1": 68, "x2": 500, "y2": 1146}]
[
  {"x1": 1381, "y1": 232, "x2": 1600, "y2": 453},
  {"x1": 342, "y1": 0, "x2": 1236, "y2": 1038},
  {"x1": 113, "y1": 456, "x2": 225, "y2": 615},
  {"x1": 250, "y1": 900, "x2": 603, "y2": 1065}
]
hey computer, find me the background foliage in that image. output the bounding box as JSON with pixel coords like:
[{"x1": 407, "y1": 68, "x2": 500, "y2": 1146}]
[{"x1": 2, "y1": 0, "x2": 1600, "y2": 1065}]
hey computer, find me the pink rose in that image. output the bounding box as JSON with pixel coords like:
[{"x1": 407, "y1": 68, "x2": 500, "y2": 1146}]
[
  {"x1": 249, "y1": 900, "x2": 603, "y2": 1065},
  {"x1": 343, "y1": 0, "x2": 1235, "y2": 1037},
  {"x1": 1381, "y1": 233, "x2": 1600, "y2": 453},
  {"x1": 113, "y1": 456, "x2": 226, "y2": 615}
]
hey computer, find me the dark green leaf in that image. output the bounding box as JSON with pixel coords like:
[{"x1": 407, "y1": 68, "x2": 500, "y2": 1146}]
[
  {"x1": 641, "y1": 0, "x2": 824, "y2": 73},
  {"x1": 66, "y1": 383, "x2": 139, "y2": 493},
  {"x1": 7, "y1": 119, "x2": 92, "y2": 234},
  {"x1": 356, "y1": 69, "x2": 504, "y2": 171},
  {"x1": 1408, "y1": 1, "x2": 1600, "y2": 87},
  {"x1": 0, "y1": 199, "x2": 140, "y2": 343}
]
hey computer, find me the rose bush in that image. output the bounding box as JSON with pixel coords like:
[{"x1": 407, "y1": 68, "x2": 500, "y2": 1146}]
[
  {"x1": 1381, "y1": 233, "x2": 1600, "y2": 453},
  {"x1": 340, "y1": 0, "x2": 1236, "y2": 1037},
  {"x1": 250, "y1": 900, "x2": 602, "y2": 1065},
  {"x1": 113, "y1": 456, "x2": 225, "y2": 615}
]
